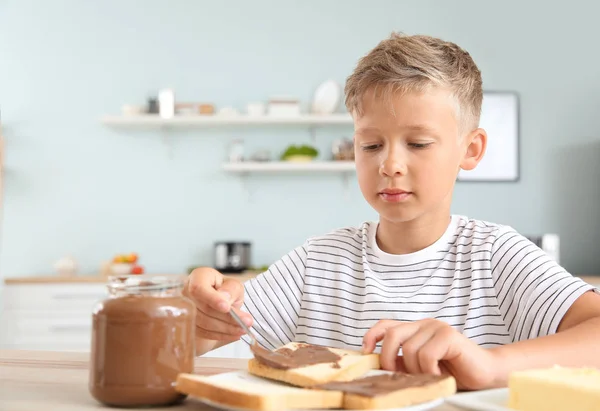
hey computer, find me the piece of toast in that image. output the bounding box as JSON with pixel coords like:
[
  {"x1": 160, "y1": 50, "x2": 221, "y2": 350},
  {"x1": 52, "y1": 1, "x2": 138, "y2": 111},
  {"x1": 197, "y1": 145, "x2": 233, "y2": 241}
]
[
  {"x1": 247, "y1": 342, "x2": 380, "y2": 388},
  {"x1": 318, "y1": 370, "x2": 457, "y2": 410},
  {"x1": 175, "y1": 370, "x2": 343, "y2": 411}
]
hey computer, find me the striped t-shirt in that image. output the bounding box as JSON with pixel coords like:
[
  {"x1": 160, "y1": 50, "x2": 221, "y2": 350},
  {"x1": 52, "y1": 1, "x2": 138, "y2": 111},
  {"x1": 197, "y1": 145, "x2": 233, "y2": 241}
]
[{"x1": 240, "y1": 215, "x2": 595, "y2": 352}]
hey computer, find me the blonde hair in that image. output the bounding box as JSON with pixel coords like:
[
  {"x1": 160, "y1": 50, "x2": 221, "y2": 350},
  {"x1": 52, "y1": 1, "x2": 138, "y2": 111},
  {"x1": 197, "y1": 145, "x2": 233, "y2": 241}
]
[{"x1": 345, "y1": 32, "x2": 483, "y2": 132}]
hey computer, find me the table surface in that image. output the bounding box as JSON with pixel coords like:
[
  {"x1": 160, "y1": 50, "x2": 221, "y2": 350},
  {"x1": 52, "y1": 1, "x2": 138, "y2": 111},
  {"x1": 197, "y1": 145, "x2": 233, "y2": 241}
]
[{"x1": 0, "y1": 349, "x2": 466, "y2": 411}]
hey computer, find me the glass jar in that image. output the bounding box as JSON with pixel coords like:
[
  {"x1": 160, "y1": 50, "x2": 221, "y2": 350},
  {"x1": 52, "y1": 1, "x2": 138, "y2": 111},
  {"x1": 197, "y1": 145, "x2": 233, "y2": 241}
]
[{"x1": 89, "y1": 275, "x2": 195, "y2": 407}]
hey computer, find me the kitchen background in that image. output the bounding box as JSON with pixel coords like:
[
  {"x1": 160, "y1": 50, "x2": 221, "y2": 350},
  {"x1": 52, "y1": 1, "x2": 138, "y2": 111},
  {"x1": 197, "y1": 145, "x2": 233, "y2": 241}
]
[{"x1": 1, "y1": 0, "x2": 600, "y2": 280}]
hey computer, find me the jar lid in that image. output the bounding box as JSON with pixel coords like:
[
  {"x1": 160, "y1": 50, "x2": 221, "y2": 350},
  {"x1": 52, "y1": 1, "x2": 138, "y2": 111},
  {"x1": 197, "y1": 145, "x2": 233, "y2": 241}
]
[{"x1": 107, "y1": 274, "x2": 186, "y2": 293}]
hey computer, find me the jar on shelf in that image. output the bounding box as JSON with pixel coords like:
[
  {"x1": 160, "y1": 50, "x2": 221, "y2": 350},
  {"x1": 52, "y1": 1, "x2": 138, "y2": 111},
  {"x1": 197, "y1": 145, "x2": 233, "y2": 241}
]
[{"x1": 89, "y1": 275, "x2": 195, "y2": 407}]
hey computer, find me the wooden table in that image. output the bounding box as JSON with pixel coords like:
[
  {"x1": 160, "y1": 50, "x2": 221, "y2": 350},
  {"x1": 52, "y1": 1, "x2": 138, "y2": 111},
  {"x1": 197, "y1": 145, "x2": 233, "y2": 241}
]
[{"x1": 0, "y1": 350, "x2": 464, "y2": 411}]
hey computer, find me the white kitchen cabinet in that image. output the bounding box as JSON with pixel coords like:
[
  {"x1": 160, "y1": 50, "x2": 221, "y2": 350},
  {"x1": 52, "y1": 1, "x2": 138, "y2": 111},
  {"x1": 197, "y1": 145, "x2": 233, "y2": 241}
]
[
  {"x1": 0, "y1": 283, "x2": 106, "y2": 352},
  {"x1": 0, "y1": 280, "x2": 253, "y2": 358}
]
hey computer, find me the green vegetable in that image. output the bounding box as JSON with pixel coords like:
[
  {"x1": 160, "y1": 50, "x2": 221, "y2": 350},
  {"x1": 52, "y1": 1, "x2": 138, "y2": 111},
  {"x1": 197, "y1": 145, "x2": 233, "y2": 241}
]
[{"x1": 281, "y1": 145, "x2": 319, "y2": 160}]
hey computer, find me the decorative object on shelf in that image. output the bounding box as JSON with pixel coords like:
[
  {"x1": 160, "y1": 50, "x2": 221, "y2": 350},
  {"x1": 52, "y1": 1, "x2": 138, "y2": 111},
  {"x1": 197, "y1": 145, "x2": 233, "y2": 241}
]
[
  {"x1": 218, "y1": 106, "x2": 240, "y2": 116},
  {"x1": 198, "y1": 103, "x2": 215, "y2": 115},
  {"x1": 249, "y1": 149, "x2": 271, "y2": 162},
  {"x1": 246, "y1": 102, "x2": 266, "y2": 116},
  {"x1": 176, "y1": 103, "x2": 216, "y2": 116},
  {"x1": 147, "y1": 98, "x2": 159, "y2": 114},
  {"x1": 267, "y1": 96, "x2": 301, "y2": 117},
  {"x1": 311, "y1": 80, "x2": 342, "y2": 115},
  {"x1": 281, "y1": 144, "x2": 319, "y2": 162},
  {"x1": 228, "y1": 139, "x2": 245, "y2": 162},
  {"x1": 175, "y1": 103, "x2": 197, "y2": 116},
  {"x1": 53, "y1": 256, "x2": 78, "y2": 277},
  {"x1": 158, "y1": 88, "x2": 175, "y2": 119},
  {"x1": 332, "y1": 138, "x2": 354, "y2": 161},
  {"x1": 121, "y1": 105, "x2": 145, "y2": 116}
]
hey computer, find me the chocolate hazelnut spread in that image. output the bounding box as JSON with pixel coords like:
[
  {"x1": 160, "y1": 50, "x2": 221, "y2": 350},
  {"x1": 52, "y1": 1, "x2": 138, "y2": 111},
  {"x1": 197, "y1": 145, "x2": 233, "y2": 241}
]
[
  {"x1": 251, "y1": 343, "x2": 342, "y2": 369},
  {"x1": 89, "y1": 275, "x2": 195, "y2": 407},
  {"x1": 317, "y1": 372, "x2": 448, "y2": 397}
]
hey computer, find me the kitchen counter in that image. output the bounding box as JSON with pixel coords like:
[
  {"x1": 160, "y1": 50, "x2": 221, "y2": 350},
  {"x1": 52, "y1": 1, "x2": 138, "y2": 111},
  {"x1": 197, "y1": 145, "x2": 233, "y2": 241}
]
[{"x1": 0, "y1": 350, "x2": 463, "y2": 411}]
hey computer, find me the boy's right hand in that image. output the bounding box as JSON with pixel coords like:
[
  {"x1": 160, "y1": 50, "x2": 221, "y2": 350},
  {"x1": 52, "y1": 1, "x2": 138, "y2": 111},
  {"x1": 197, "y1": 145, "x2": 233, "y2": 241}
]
[{"x1": 184, "y1": 267, "x2": 254, "y2": 342}]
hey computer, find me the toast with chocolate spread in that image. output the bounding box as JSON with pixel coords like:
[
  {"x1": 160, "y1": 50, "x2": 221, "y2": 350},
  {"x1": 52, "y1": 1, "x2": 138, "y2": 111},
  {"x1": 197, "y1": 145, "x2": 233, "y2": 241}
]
[
  {"x1": 317, "y1": 370, "x2": 457, "y2": 409},
  {"x1": 248, "y1": 342, "x2": 381, "y2": 388}
]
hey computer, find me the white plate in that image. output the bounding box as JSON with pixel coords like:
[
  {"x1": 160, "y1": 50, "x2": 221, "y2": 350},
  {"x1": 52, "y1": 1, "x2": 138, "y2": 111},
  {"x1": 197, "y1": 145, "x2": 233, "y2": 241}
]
[
  {"x1": 445, "y1": 388, "x2": 510, "y2": 411},
  {"x1": 195, "y1": 397, "x2": 443, "y2": 411},
  {"x1": 311, "y1": 80, "x2": 341, "y2": 114},
  {"x1": 188, "y1": 369, "x2": 445, "y2": 411}
]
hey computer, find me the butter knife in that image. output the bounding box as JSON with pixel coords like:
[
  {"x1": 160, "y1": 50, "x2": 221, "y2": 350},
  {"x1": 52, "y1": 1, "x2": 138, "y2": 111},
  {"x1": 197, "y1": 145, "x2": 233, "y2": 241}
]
[{"x1": 229, "y1": 307, "x2": 257, "y2": 346}]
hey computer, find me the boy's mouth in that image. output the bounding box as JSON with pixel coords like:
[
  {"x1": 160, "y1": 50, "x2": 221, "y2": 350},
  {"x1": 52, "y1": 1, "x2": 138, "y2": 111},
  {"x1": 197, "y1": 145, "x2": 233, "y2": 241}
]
[{"x1": 378, "y1": 188, "x2": 412, "y2": 203}]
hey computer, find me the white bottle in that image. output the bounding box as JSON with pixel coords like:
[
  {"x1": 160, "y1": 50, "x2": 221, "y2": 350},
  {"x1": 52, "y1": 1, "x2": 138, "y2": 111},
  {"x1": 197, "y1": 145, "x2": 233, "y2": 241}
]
[
  {"x1": 158, "y1": 88, "x2": 175, "y2": 119},
  {"x1": 542, "y1": 234, "x2": 560, "y2": 264}
]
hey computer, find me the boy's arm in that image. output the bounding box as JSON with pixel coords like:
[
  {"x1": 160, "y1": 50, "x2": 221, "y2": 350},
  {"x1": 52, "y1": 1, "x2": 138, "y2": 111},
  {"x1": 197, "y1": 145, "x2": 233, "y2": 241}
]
[
  {"x1": 488, "y1": 227, "x2": 600, "y2": 386},
  {"x1": 361, "y1": 228, "x2": 600, "y2": 390},
  {"x1": 489, "y1": 290, "x2": 600, "y2": 387}
]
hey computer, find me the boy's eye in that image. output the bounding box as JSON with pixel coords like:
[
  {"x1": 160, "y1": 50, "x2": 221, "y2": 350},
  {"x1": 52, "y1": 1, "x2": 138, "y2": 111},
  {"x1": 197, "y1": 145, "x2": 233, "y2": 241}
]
[
  {"x1": 361, "y1": 144, "x2": 381, "y2": 151},
  {"x1": 408, "y1": 142, "x2": 432, "y2": 149}
]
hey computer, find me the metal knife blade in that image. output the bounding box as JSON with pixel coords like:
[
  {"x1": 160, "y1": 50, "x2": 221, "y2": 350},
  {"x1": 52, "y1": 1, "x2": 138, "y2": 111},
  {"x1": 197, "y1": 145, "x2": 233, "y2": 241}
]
[{"x1": 229, "y1": 307, "x2": 257, "y2": 346}]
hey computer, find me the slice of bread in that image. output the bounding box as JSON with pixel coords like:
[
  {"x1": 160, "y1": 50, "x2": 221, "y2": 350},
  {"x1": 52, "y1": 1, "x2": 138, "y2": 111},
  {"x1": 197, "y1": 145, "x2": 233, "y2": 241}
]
[
  {"x1": 247, "y1": 342, "x2": 380, "y2": 388},
  {"x1": 318, "y1": 370, "x2": 457, "y2": 410},
  {"x1": 175, "y1": 370, "x2": 343, "y2": 411},
  {"x1": 508, "y1": 366, "x2": 600, "y2": 411}
]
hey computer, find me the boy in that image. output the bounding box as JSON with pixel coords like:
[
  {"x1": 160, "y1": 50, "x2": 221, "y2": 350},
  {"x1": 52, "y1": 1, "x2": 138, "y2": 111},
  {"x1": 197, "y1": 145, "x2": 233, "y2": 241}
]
[{"x1": 185, "y1": 32, "x2": 600, "y2": 391}]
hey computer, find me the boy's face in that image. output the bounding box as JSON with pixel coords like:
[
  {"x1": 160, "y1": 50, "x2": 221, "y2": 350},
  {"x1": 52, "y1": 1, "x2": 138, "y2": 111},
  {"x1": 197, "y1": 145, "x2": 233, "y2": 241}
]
[{"x1": 353, "y1": 87, "x2": 484, "y2": 225}]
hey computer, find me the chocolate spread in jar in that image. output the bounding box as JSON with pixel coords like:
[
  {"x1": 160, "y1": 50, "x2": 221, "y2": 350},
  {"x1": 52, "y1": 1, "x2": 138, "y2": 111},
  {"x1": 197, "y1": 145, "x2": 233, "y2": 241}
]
[
  {"x1": 251, "y1": 343, "x2": 342, "y2": 369},
  {"x1": 89, "y1": 275, "x2": 195, "y2": 407},
  {"x1": 316, "y1": 372, "x2": 448, "y2": 397}
]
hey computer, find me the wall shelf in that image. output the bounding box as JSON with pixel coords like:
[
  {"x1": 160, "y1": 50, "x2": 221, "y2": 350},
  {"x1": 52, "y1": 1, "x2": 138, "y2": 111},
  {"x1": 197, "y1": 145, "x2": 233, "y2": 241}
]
[
  {"x1": 222, "y1": 161, "x2": 355, "y2": 173},
  {"x1": 101, "y1": 114, "x2": 353, "y2": 128}
]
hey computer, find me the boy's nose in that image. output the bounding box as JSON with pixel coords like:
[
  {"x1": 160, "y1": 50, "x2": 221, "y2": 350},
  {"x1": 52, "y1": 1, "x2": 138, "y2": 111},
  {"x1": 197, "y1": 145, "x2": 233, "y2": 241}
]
[{"x1": 379, "y1": 156, "x2": 407, "y2": 177}]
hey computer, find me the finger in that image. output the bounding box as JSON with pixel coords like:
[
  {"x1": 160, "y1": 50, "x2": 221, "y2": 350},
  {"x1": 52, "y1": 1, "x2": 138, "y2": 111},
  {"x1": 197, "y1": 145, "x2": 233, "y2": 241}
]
[
  {"x1": 196, "y1": 305, "x2": 251, "y2": 336},
  {"x1": 362, "y1": 320, "x2": 402, "y2": 353},
  {"x1": 216, "y1": 279, "x2": 246, "y2": 312},
  {"x1": 395, "y1": 356, "x2": 408, "y2": 373},
  {"x1": 380, "y1": 322, "x2": 421, "y2": 371},
  {"x1": 399, "y1": 325, "x2": 438, "y2": 374},
  {"x1": 186, "y1": 267, "x2": 229, "y2": 312},
  {"x1": 416, "y1": 330, "x2": 450, "y2": 376},
  {"x1": 195, "y1": 300, "x2": 254, "y2": 328},
  {"x1": 195, "y1": 321, "x2": 245, "y2": 342}
]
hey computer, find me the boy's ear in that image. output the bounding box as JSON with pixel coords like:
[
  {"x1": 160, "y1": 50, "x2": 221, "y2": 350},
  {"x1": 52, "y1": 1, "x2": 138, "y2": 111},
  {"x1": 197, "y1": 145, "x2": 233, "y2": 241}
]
[{"x1": 460, "y1": 128, "x2": 487, "y2": 171}]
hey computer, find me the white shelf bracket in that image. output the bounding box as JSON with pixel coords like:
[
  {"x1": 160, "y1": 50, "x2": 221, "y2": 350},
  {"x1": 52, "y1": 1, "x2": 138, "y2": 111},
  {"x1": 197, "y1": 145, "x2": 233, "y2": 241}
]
[
  {"x1": 160, "y1": 126, "x2": 174, "y2": 160},
  {"x1": 308, "y1": 126, "x2": 317, "y2": 143},
  {"x1": 240, "y1": 172, "x2": 252, "y2": 202}
]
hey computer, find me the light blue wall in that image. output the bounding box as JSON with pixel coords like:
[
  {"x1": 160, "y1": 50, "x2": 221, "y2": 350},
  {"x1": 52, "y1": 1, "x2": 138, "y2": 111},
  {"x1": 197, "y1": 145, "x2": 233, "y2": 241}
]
[{"x1": 1, "y1": 0, "x2": 599, "y2": 277}]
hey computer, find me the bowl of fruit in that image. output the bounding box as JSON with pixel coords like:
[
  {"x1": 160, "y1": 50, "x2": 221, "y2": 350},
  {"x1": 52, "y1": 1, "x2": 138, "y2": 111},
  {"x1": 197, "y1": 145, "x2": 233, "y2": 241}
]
[{"x1": 109, "y1": 253, "x2": 144, "y2": 275}]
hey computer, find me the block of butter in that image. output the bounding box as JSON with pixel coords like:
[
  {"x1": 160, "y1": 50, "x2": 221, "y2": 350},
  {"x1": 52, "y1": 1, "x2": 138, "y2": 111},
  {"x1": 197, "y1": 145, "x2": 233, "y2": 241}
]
[{"x1": 508, "y1": 366, "x2": 600, "y2": 411}]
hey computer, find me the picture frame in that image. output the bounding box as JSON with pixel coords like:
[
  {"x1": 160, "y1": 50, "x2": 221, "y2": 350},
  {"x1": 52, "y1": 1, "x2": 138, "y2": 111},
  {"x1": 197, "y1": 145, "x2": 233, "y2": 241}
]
[{"x1": 457, "y1": 91, "x2": 520, "y2": 182}]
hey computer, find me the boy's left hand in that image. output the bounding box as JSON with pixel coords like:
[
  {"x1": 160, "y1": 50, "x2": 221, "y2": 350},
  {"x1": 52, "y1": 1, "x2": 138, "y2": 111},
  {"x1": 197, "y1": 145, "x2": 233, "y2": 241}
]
[{"x1": 362, "y1": 319, "x2": 501, "y2": 390}]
